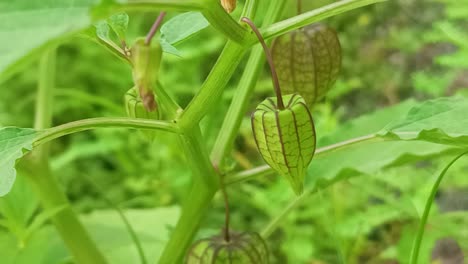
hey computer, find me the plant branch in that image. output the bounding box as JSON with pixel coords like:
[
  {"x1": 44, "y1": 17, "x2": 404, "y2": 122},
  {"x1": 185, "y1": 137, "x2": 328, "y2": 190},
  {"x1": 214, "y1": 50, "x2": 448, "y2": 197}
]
[
  {"x1": 178, "y1": 41, "x2": 247, "y2": 129},
  {"x1": 28, "y1": 49, "x2": 108, "y2": 264},
  {"x1": 158, "y1": 127, "x2": 219, "y2": 263},
  {"x1": 409, "y1": 151, "x2": 468, "y2": 264},
  {"x1": 261, "y1": 191, "x2": 311, "y2": 238},
  {"x1": 83, "y1": 175, "x2": 147, "y2": 264},
  {"x1": 210, "y1": 0, "x2": 286, "y2": 168},
  {"x1": 225, "y1": 134, "x2": 379, "y2": 184},
  {"x1": 145, "y1": 12, "x2": 166, "y2": 45},
  {"x1": 260, "y1": 0, "x2": 388, "y2": 41},
  {"x1": 34, "y1": 117, "x2": 179, "y2": 147},
  {"x1": 242, "y1": 17, "x2": 284, "y2": 109}
]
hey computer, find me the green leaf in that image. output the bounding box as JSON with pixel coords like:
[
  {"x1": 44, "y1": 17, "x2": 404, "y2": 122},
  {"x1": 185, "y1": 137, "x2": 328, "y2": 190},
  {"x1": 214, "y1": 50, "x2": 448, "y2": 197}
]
[
  {"x1": 0, "y1": 174, "x2": 38, "y2": 233},
  {"x1": 160, "y1": 39, "x2": 182, "y2": 57},
  {"x1": 307, "y1": 100, "x2": 459, "y2": 189},
  {"x1": 107, "y1": 12, "x2": 129, "y2": 41},
  {"x1": 0, "y1": 127, "x2": 37, "y2": 196},
  {"x1": 160, "y1": 12, "x2": 209, "y2": 45},
  {"x1": 82, "y1": 207, "x2": 180, "y2": 263},
  {"x1": 378, "y1": 97, "x2": 468, "y2": 147},
  {"x1": 0, "y1": 0, "x2": 99, "y2": 81},
  {"x1": 95, "y1": 21, "x2": 111, "y2": 42}
]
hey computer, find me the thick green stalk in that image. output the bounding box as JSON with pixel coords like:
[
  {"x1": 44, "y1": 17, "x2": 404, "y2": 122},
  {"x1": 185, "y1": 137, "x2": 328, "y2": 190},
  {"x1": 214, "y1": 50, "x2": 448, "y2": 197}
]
[
  {"x1": 177, "y1": 0, "x2": 260, "y2": 129},
  {"x1": 158, "y1": 128, "x2": 219, "y2": 263},
  {"x1": 178, "y1": 41, "x2": 247, "y2": 129},
  {"x1": 210, "y1": 0, "x2": 286, "y2": 168},
  {"x1": 28, "y1": 49, "x2": 108, "y2": 264},
  {"x1": 203, "y1": 1, "x2": 249, "y2": 43},
  {"x1": 113, "y1": 0, "x2": 248, "y2": 43},
  {"x1": 261, "y1": 0, "x2": 389, "y2": 41}
]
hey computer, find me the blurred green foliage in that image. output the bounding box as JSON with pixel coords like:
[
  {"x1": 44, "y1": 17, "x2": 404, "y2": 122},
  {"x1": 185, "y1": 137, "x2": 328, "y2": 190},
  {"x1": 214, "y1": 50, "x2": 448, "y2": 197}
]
[{"x1": 0, "y1": 0, "x2": 467, "y2": 263}]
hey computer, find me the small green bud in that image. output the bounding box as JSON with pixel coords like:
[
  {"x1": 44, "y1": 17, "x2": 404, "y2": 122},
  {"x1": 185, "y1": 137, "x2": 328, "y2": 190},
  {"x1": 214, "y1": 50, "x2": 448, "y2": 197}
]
[
  {"x1": 221, "y1": 0, "x2": 236, "y2": 13},
  {"x1": 124, "y1": 87, "x2": 160, "y2": 120},
  {"x1": 251, "y1": 94, "x2": 316, "y2": 195},
  {"x1": 272, "y1": 24, "x2": 341, "y2": 107},
  {"x1": 186, "y1": 231, "x2": 269, "y2": 264},
  {"x1": 125, "y1": 87, "x2": 160, "y2": 141},
  {"x1": 131, "y1": 38, "x2": 162, "y2": 112}
]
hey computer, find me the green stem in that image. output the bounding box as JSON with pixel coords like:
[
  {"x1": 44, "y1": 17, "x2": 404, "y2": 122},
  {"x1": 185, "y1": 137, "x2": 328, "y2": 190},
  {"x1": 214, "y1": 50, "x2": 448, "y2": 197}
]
[
  {"x1": 34, "y1": 49, "x2": 56, "y2": 157},
  {"x1": 225, "y1": 165, "x2": 274, "y2": 185},
  {"x1": 260, "y1": 0, "x2": 388, "y2": 41},
  {"x1": 177, "y1": 0, "x2": 259, "y2": 129},
  {"x1": 83, "y1": 176, "x2": 147, "y2": 264},
  {"x1": 158, "y1": 127, "x2": 219, "y2": 263},
  {"x1": 224, "y1": 134, "x2": 379, "y2": 184},
  {"x1": 210, "y1": 0, "x2": 286, "y2": 168},
  {"x1": 178, "y1": 41, "x2": 247, "y2": 129},
  {"x1": 261, "y1": 191, "x2": 311, "y2": 238},
  {"x1": 111, "y1": 0, "x2": 248, "y2": 43},
  {"x1": 155, "y1": 81, "x2": 182, "y2": 119},
  {"x1": 203, "y1": 1, "x2": 249, "y2": 43},
  {"x1": 409, "y1": 151, "x2": 468, "y2": 264},
  {"x1": 34, "y1": 117, "x2": 179, "y2": 147},
  {"x1": 109, "y1": 0, "x2": 206, "y2": 12},
  {"x1": 26, "y1": 162, "x2": 108, "y2": 264},
  {"x1": 28, "y1": 49, "x2": 108, "y2": 264}
]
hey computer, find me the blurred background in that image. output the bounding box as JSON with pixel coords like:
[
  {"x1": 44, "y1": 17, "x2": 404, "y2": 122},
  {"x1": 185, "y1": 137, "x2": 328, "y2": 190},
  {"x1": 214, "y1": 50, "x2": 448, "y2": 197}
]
[{"x1": 0, "y1": 0, "x2": 467, "y2": 263}]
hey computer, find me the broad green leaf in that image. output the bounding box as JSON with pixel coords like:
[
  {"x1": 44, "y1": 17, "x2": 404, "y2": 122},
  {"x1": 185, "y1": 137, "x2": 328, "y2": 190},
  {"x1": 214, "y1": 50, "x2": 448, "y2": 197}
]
[
  {"x1": 160, "y1": 12, "x2": 210, "y2": 45},
  {"x1": 0, "y1": 127, "x2": 37, "y2": 196},
  {"x1": 307, "y1": 100, "x2": 459, "y2": 189},
  {"x1": 83, "y1": 207, "x2": 180, "y2": 263},
  {"x1": 107, "y1": 12, "x2": 129, "y2": 41},
  {"x1": 0, "y1": 0, "x2": 99, "y2": 81},
  {"x1": 378, "y1": 97, "x2": 468, "y2": 147}
]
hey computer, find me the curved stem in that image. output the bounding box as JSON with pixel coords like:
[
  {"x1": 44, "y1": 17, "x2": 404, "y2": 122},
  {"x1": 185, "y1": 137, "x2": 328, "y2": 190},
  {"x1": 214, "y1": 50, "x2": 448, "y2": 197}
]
[
  {"x1": 225, "y1": 134, "x2": 379, "y2": 184},
  {"x1": 409, "y1": 151, "x2": 468, "y2": 264},
  {"x1": 261, "y1": 0, "x2": 388, "y2": 41},
  {"x1": 83, "y1": 175, "x2": 147, "y2": 264},
  {"x1": 241, "y1": 17, "x2": 284, "y2": 109},
  {"x1": 29, "y1": 49, "x2": 108, "y2": 264},
  {"x1": 145, "y1": 12, "x2": 167, "y2": 45},
  {"x1": 34, "y1": 117, "x2": 179, "y2": 147},
  {"x1": 261, "y1": 191, "x2": 311, "y2": 238}
]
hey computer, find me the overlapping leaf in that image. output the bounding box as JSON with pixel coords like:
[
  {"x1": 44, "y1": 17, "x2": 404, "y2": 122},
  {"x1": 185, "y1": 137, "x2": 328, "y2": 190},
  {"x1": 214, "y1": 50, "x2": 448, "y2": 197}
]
[
  {"x1": 378, "y1": 97, "x2": 468, "y2": 146},
  {"x1": 0, "y1": 127, "x2": 37, "y2": 196},
  {"x1": 306, "y1": 99, "x2": 463, "y2": 189}
]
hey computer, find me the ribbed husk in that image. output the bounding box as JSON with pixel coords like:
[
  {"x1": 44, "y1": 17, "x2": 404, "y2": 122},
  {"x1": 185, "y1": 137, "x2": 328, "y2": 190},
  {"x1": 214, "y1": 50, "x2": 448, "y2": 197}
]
[
  {"x1": 272, "y1": 24, "x2": 341, "y2": 107},
  {"x1": 251, "y1": 94, "x2": 316, "y2": 195},
  {"x1": 186, "y1": 231, "x2": 269, "y2": 264}
]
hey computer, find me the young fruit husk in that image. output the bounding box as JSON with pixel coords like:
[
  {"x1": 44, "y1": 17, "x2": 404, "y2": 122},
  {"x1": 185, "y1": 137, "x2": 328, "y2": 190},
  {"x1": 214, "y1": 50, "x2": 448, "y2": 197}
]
[
  {"x1": 124, "y1": 87, "x2": 160, "y2": 140},
  {"x1": 186, "y1": 231, "x2": 269, "y2": 264},
  {"x1": 130, "y1": 37, "x2": 162, "y2": 112},
  {"x1": 272, "y1": 23, "x2": 341, "y2": 107},
  {"x1": 251, "y1": 94, "x2": 316, "y2": 195}
]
